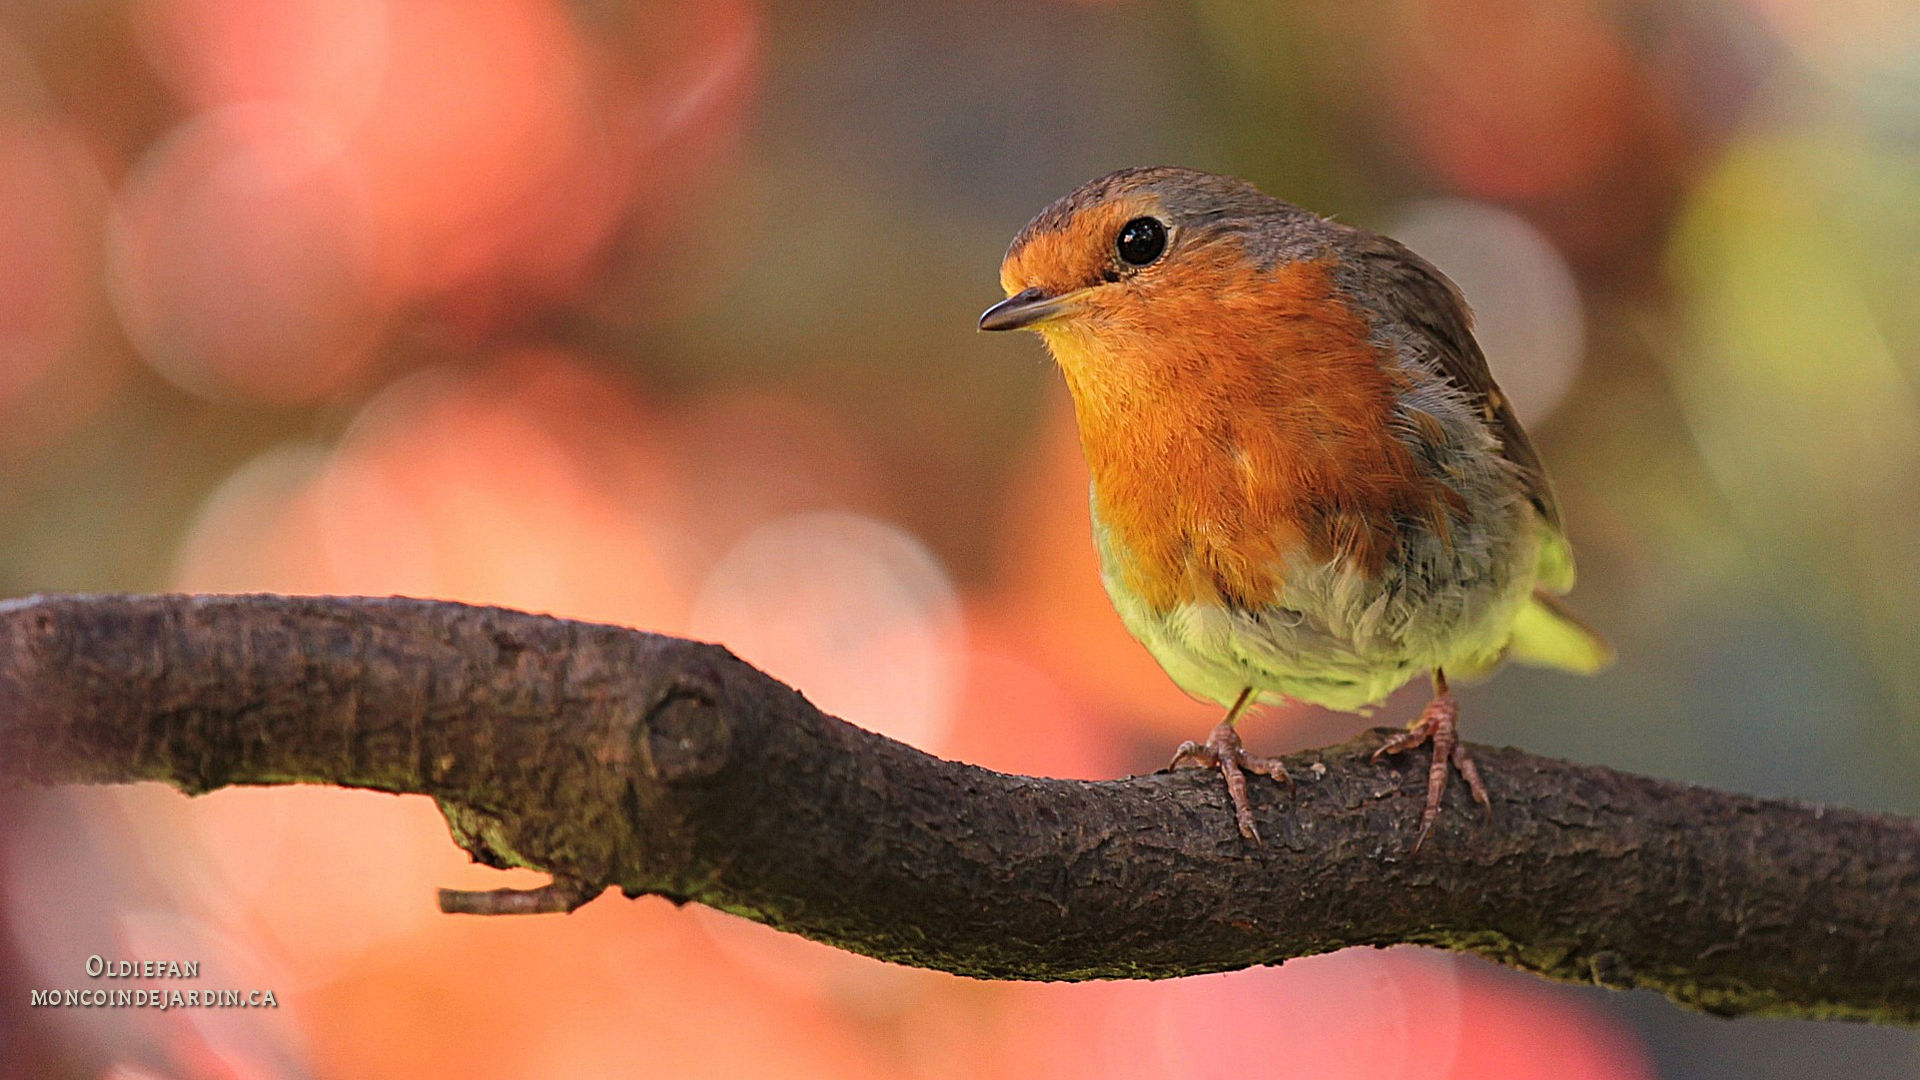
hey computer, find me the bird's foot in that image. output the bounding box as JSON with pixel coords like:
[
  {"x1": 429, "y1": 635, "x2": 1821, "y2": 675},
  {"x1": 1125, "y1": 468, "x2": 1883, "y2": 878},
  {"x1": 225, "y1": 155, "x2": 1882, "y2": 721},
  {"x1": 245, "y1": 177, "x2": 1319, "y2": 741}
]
[
  {"x1": 1167, "y1": 720, "x2": 1293, "y2": 843},
  {"x1": 1370, "y1": 691, "x2": 1490, "y2": 852}
]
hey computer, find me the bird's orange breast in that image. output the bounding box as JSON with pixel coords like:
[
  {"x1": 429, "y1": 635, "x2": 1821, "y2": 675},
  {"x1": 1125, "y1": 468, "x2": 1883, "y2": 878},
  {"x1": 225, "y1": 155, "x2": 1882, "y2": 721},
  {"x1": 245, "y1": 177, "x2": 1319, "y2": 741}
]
[{"x1": 1045, "y1": 256, "x2": 1462, "y2": 612}]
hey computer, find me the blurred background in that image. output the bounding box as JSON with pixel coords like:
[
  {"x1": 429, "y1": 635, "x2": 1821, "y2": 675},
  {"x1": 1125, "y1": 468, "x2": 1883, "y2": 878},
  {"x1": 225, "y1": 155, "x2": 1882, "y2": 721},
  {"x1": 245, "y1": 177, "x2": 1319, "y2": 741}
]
[{"x1": 2, "y1": 0, "x2": 1918, "y2": 1076}]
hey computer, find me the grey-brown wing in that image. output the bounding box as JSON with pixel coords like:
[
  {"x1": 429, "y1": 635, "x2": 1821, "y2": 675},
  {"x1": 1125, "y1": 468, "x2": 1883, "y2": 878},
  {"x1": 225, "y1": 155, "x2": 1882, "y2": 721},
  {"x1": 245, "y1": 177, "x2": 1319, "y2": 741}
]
[{"x1": 1336, "y1": 229, "x2": 1562, "y2": 531}]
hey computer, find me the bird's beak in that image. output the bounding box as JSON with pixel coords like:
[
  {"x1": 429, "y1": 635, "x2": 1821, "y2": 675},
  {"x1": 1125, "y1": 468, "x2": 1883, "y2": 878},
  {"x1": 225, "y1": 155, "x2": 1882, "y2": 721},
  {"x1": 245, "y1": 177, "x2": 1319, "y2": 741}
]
[{"x1": 978, "y1": 287, "x2": 1087, "y2": 332}]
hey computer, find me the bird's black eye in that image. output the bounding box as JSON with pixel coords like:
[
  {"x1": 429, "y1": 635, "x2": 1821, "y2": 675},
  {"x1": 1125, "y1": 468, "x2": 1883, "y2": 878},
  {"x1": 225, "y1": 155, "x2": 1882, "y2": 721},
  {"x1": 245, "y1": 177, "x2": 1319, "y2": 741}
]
[{"x1": 1115, "y1": 216, "x2": 1167, "y2": 267}]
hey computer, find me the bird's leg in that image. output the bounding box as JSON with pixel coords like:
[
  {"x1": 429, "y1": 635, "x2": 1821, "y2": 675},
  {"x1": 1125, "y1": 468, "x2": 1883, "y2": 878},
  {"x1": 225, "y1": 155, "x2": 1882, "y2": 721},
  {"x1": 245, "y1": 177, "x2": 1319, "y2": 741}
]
[
  {"x1": 1166, "y1": 687, "x2": 1293, "y2": 842},
  {"x1": 1370, "y1": 669, "x2": 1491, "y2": 851}
]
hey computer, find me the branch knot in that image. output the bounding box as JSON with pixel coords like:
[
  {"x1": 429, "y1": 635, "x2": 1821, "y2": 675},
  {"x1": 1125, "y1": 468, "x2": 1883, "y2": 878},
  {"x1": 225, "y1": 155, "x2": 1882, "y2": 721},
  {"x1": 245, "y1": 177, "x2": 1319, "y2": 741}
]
[{"x1": 640, "y1": 680, "x2": 731, "y2": 783}]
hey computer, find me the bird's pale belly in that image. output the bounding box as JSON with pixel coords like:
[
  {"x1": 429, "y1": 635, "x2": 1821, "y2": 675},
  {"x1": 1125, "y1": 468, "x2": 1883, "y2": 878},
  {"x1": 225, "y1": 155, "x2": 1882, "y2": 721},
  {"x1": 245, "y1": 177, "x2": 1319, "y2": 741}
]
[{"x1": 1091, "y1": 491, "x2": 1539, "y2": 713}]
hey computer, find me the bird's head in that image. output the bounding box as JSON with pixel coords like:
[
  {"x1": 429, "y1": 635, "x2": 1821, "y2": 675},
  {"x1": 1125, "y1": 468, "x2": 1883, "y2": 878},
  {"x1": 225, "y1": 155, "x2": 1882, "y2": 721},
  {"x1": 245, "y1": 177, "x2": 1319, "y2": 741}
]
[{"x1": 980, "y1": 167, "x2": 1325, "y2": 361}]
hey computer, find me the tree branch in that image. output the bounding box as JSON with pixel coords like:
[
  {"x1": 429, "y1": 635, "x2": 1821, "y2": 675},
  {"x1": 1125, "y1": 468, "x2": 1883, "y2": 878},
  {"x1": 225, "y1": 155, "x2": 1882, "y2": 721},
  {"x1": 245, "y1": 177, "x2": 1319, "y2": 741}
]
[{"x1": 3, "y1": 593, "x2": 1916, "y2": 1024}]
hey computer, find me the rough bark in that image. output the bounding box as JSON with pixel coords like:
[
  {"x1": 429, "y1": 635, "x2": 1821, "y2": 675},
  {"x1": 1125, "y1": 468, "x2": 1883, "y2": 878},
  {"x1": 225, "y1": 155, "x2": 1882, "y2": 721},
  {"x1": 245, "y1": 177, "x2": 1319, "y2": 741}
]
[{"x1": 2, "y1": 593, "x2": 1916, "y2": 1024}]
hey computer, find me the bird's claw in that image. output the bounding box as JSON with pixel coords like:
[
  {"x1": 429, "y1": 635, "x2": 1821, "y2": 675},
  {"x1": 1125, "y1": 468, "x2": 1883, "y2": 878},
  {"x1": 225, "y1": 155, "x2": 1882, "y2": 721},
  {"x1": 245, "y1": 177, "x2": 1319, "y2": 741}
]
[
  {"x1": 1371, "y1": 692, "x2": 1491, "y2": 851},
  {"x1": 1168, "y1": 720, "x2": 1293, "y2": 843}
]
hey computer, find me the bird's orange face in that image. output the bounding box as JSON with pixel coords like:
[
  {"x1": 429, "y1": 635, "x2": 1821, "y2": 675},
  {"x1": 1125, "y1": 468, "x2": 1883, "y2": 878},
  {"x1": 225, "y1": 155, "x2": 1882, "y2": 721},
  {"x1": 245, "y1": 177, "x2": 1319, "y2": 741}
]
[
  {"x1": 983, "y1": 178, "x2": 1294, "y2": 420},
  {"x1": 992, "y1": 192, "x2": 1168, "y2": 319},
  {"x1": 984, "y1": 187, "x2": 1256, "y2": 351}
]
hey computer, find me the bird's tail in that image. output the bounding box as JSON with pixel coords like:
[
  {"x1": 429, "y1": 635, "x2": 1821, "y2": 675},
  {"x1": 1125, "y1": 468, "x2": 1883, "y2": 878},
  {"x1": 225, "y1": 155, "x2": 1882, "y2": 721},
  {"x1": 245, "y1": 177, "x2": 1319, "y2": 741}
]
[{"x1": 1506, "y1": 590, "x2": 1613, "y2": 675}]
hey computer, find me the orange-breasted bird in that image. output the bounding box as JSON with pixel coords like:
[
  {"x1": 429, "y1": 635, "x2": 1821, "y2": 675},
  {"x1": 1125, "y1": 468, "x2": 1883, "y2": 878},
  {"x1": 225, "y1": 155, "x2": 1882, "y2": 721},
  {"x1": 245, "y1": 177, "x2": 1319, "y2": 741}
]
[{"x1": 980, "y1": 167, "x2": 1609, "y2": 848}]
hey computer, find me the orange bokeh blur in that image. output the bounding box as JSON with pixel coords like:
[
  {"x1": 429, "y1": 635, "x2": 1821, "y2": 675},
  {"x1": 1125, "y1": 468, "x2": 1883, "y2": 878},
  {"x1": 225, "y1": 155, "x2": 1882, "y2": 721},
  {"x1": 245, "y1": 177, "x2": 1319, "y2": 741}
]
[
  {"x1": 108, "y1": 103, "x2": 388, "y2": 404},
  {"x1": 175, "y1": 350, "x2": 694, "y2": 629},
  {"x1": 0, "y1": 115, "x2": 114, "y2": 451},
  {"x1": 990, "y1": 951, "x2": 1650, "y2": 1080},
  {"x1": 112, "y1": 0, "x2": 758, "y2": 405}
]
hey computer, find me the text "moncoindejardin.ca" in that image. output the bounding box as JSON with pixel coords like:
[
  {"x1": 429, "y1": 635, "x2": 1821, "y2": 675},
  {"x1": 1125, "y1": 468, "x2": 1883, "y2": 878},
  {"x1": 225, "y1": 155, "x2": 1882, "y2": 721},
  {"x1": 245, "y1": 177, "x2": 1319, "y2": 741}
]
[{"x1": 30, "y1": 987, "x2": 279, "y2": 1010}]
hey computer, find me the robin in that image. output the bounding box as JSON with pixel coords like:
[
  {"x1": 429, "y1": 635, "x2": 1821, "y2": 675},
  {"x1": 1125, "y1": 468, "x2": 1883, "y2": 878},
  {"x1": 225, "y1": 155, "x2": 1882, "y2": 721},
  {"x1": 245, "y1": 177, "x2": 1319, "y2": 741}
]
[{"x1": 980, "y1": 166, "x2": 1610, "y2": 849}]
